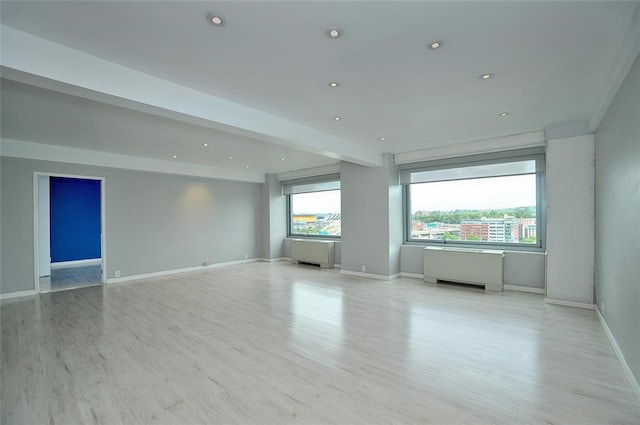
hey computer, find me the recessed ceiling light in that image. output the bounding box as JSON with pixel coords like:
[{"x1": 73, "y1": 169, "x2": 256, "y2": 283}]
[
  {"x1": 329, "y1": 82, "x2": 339, "y2": 88},
  {"x1": 245, "y1": 165, "x2": 250, "y2": 169},
  {"x1": 228, "y1": 156, "x2": 233, "y2": 160},
  {"x1": 333, "y1": 116, "x2": 342, "y2": 121},
  {"x1": 172, "y1": 155, "x2": 178, "y2": 159},
  {"x1": 380, "y1": 137, "x2": 386, "y2": 141},
  {"x1": 281, "y1": 158, "x2": 286, "y2": 161},
  {"x1": 499, "y1": 112, "x2": 510, "y2": 117},
  {"x1": 202, "y1": 143, "x2": 209, "y2": 147},
  {"x1": 427, "y1": 40, "x2": 443, "y2": 50},
  {"x1": 207, "y1": 13, "x2": 224, "y2": 26},
  {"x1": 326, "y1": 28, "x2": 342, "y2": 39},
  {"x1": 479, "y1": 73, "x2": 494, "y2": 80}
]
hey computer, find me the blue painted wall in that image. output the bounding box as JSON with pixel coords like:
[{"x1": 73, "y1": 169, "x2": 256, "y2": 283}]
[{"x1": 50, "y1": 177, "x2": 101, "y2": 262}]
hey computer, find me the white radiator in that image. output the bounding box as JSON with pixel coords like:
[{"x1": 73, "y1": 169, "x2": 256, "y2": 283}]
[
  {"x1": 290, "y1": 239, "x2": 335, "y2": 269},
  {"x1": 424, "y1": 247, "x2": 504, "y2": 292}
]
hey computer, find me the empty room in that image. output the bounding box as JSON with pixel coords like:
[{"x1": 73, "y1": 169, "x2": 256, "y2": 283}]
[{"x1": 1, "y1": 1, "x2": 639, "y2": 424}]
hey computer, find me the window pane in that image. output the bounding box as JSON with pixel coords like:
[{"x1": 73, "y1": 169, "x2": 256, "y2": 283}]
[
  {"x1": 409, "y1": 174, "x2": 537, "y2": 244},
  {"x1": 290, "y1": 190, "x2": 341, "y2": 236}
]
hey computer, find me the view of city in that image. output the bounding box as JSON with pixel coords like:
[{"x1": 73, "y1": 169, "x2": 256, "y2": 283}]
[
  {"x1": 408, "y1": 174, "x2": 538, "y2": 244},
  {"x1": 291, "y1": 213, "x2": 342, "y2": 236},
  {"x1": 290, "y1": 208, "x2": 536, "y2": 242},
  {"x1": 290, "y1": 190, "x2": 341, "y2": 236},
  {"x1": 288, "y1": 176, "x2": 538, "y2": 243},
  {"x1": 410, "y1": 207, "x2": 537, "y2": 243}
]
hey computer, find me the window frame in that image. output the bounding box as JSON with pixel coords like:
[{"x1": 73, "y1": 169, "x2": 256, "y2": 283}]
[
  {"x1": 402, "y1": 148, "x2": 546, "y2": 252},
  {"x1": 284, "y1": 175, "x2": 341, "y2": 240}
]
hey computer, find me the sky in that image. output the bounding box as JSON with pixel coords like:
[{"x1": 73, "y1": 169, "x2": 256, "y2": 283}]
[
  {"x1": 290, "y1": 174, "x2": 536, "y2": 214},
  {"x1": 291, "y1": 190, "x2": 341, "y2": 214},
  {"x1": 410, "y1": 174, "x2": 536, "y2": 212}
]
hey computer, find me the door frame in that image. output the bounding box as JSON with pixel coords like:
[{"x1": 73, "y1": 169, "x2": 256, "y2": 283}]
[{"x1": 33, "y1": 172, "x2": 107, "y2": 293}]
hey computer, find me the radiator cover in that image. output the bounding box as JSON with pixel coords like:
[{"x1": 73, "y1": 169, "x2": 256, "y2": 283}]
[
  {"x1": 424, "y1": 247, "x2": 504, "y2": 292},
  {"x1": 290, "y1": 239, "x2": 335, "y2": 269}
]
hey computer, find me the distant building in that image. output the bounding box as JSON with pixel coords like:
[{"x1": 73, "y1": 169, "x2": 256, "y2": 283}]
[
  {"x1": 292, "y1": 213, "x2": 341, "y2": 236},
  {"x1": 460, "y1": 216, "x2": 525, "y2": 243},
  {"x1": 523, "y1": 224, "x2": 537, "y2": 239},
  {"x1": 411, "y1": 221, "x2": 459, "y2": 240},
  {"x1": 517, "y1": 218, "x2": 537, "y2": 226},
  {"x1": 460, "y1": 222, "x2": 489, "y2": 241},
  {"x1": 292, "y1": 214, "x2": 317, "y2": 225},
  {"x1": 412, "y1": 215, "x2": 535, "y2": 242}
]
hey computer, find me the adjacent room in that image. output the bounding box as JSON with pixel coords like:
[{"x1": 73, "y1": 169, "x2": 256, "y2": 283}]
[
  {"x1": 37, "y1": 175, "x2": 104, "y2": 292},
  {"x1": 1, "y1": 1, "x2": 639, "y2": 424}
]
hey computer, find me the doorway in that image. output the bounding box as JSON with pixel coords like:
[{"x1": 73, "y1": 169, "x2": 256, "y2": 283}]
[{"x1": 34, "y1": 172, "x2": 106, "y2": 292}]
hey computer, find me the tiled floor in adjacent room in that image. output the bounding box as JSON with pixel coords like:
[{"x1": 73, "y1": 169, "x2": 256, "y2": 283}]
[{"x1": 39, "y1": 265, "x2": 103, "y2": 292}]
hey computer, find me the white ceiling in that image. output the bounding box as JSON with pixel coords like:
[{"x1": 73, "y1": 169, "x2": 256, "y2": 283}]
[{"x1": 1, "y1": 1, "x2": 639, "y2": 180}]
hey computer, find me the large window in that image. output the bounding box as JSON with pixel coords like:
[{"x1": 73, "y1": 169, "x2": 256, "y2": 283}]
[
  {"x1": 284, "y1": 175, "x2": 341, "y2": 238},
  {"x1": 402, "y1": 149, "x2": 545, "y2": 249}
]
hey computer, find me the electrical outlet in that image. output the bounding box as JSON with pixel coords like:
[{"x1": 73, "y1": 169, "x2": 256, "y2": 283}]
[
  {"x1": 361, "y1": 265, "x2": 366, "y2": 272},
  {"x1": 114, "y1": 270, "x2": 120, "y2": 278},
  {"x1": 244, "y1": 253, "x2": 249, "y2": 259},
  {"x1": 601, "y1": 302, "x2": 605, "y2": 315}
]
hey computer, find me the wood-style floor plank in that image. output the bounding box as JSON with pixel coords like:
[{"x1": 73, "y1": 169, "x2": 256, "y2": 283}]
[{"x1": 2, "y1": 262, "x2": 638, "y2": 424}]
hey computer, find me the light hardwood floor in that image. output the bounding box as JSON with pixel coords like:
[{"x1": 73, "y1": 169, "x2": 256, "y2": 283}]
[{"x1": 2, "y1": 262, "x2": 638, "y2": 424}]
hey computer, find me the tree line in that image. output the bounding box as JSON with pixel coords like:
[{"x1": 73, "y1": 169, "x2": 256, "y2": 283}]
[{"x1": 412, "y1": 206, "x2": 536, "y2": 225}]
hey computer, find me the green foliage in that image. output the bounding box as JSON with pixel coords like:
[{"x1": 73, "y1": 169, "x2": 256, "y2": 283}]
[
  {"x1": 413, "y1": 206, "x2": 535, "y2": 225},
  {"x1": 442, "y1": 231, "x2": 460, "y2": 240},
  {"x1": 520, "y1": 237, "x2": 537, "y2": 243},
  {"x1": 292, "y1": 226, "x2": 319, "y2": 235},
  {"x1": 465, "y1": 234, "x2": 483, "y2": 241}
]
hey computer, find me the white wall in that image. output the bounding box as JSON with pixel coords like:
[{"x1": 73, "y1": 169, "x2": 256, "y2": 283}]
[
  {"x1": 594, "y1": 51, "x2": 640, "y2": 386},
  {"x1": 340, "y1": 154, "x2": 401, "y2": 278},
  {"x1": 261, "y1": 174, "x2": 286, "y2": 260},
  {"x1": 37, "y1": 175, "x2": 50, "y2": 277},
  {"x1": 545, "y1": 134, "x2": 595, "y2": 306},
  {"x1": 0, "y1": 157, "x2": 262, "y2": 294},
  {"x1": 503, "y1": 251, "x2": 546, "y2": 289},
  {"x1": 388, "y1": 157, "x2": 403, "y2": 277}
]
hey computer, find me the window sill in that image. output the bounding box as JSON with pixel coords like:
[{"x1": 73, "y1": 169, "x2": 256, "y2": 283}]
[
  {"x1": 287, "y1": 236, "x2": 341, "y2": 242},
  {"x1": 403, "y1": 241, "x2": 545, "y2": 253}
]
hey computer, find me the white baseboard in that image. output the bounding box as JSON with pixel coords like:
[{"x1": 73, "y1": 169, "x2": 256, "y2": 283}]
[
  {"x1": 51, "y1": 258, "x2": 101, "y2": 269},
  {"x1": 259, "y1": 257, "x2": 290, "y2": 263},
  {"x1": 400, "y1": 272, "x2": 424, "y2": 279},
  {"x1": 106, "y1": 258, "x2": 259, "y2": 284},
  {"x1": 545, "y1": 297, "x2": 594, "y2": 310},
  {"x1": 595, "y1": 305, "x2": 640, "y2": 401},
  {"x1": 108, "y1": 267, "x2": 200, "y2": 284},
  {"x1": 334, "y1": 264, "x2": 342, "y2": 269},
  {"x1": 206, "y1": 258, "x2": 258, "y2": 268},
  {"x1": 0, "y1": 289, "x2": 37, "y2": 300},
  {"x1": 503, "y1": 284, "x2": 545, "y2": 294},
  {"x1": 340, "y1": 269, "x2": 399, "y2": 281}
]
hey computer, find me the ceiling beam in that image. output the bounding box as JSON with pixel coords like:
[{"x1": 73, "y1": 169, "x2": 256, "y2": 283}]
[
  {"x1": 0, "y1": 25, "x2": 382, "y2": 167},
  {"x1": 1, "y1": 138, "x2": 266, "y2": 183}
]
